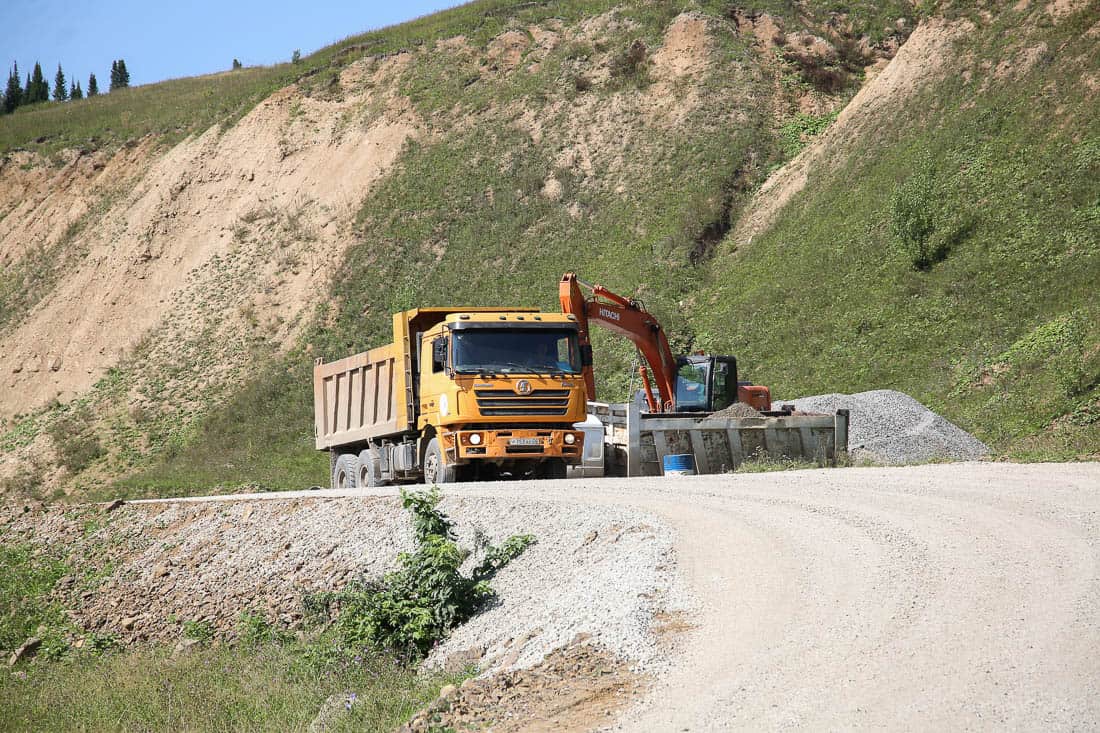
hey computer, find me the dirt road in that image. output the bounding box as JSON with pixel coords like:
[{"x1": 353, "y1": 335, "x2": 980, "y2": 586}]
[{"x1": 137, "y1": 462, "x2": 1100, "y2": 730}]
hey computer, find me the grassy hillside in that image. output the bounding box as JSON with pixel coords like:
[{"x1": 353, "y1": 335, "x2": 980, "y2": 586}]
[
  {"x1": 3, "y1": 0, "x2": 1097, "y2": 500},
  {"x1": 696, "y1": 2, "x2": 1100, "y2": 460}
]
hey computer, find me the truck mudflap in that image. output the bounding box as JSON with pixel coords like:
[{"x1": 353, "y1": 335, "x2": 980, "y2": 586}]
[{"x1": 443, "y1": 428, "x2": 584, "y2": 465}]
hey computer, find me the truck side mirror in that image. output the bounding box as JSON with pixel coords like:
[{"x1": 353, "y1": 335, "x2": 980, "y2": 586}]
[
  {"x1": 580, "y1": 344, "x2": 593, "y2": 367},
  {"x1": 432, "y1": 338, "x2": 447, "y2": 372}
]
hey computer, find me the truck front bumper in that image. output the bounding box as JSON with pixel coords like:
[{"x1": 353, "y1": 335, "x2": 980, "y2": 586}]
[{"x1": 444, "y1": 429, "x2": 583, "y2": 465}]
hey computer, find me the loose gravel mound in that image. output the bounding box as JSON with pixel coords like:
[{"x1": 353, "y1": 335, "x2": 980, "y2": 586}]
[
  {"x1": 710, "y1": 402, "x2": 762, "y2": 419},
  {"x1": 775, "y1": 389, "x2": 990, "y2": 464}
]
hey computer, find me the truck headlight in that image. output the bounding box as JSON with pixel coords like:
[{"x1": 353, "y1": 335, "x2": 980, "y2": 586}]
[
  {"x1": 469, "y1": 433, "x2": 482, "y2": 445},
  {"x1": 564, "y1": 433, "x2": 576, "y2": 445}
]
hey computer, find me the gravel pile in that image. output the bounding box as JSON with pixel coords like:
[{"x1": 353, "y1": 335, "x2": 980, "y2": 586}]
[
  {"x1": 710, "y1": 402, "x2": 762, "y2": 419},
  {"x1": 428, "y1": 494, "x2": 688, "y2": 674},
  {"x1": 774, "y1": 389, "x2": 990, "y2": 464}
]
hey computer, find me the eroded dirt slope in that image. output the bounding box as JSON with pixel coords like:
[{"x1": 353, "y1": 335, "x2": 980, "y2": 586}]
[{"x1": 0, "y1": 57, "x2": 417, "y2": 420}]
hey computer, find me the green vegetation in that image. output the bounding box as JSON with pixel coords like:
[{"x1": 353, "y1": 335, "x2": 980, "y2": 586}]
[
  {"x1": 1, "y1": 488, "x2": 518, "y2": 728},
  {"x1": 0, "y1": 544, "x2": 68, "y2": 651},
  {"x1": 47, "y1": 404, "x2": 104, "y2": 474},
  {"x1": 0, "y1": 641, "x2": 454, "y2": 732},
  {"x1": 113, "y1": 357, "x2": 325, "y2": 496},
  {"x1": 778, "y1": 111, "x2": 838, "y2": 158},
  {"x1": 697, "y1": 2, "x2": 1100, "y2": 460},
  {"x1": 307, "y1": 487, "x2": 535, "y2": 656}
]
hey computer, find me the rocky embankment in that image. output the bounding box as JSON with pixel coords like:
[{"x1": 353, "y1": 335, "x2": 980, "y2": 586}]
[{"x1": 2, "y1": 492, "x2": 684, "y2": 677}]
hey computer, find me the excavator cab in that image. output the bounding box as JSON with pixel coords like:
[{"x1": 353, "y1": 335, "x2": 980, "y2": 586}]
[{"x1": 674, "y1": 355, "x2": 739, "y2": 413}]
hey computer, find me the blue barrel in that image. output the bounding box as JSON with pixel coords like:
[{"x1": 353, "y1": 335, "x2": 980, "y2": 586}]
[{"x1": 662, "y1": 453, "x2": 696, "y2": 476}]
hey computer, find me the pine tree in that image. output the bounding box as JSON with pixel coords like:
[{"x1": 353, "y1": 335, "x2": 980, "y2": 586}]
[
  {"x1": 117, "y1": 59, "x2": 130, "y2": 88},
  {"x1": 232, "y1": 58, "x2": 242, "y2": 70},
  {"x1": 28, "y1": 62, "x2": 47, "y2": 104},
  {"x1": 53, "y1": 64, "x2": 68, "y2": 101},
  {"x1": 3, "y1": 63, "x2": 22, "y2": 114},
  {"x1": 87, "y1": 73, "x2": 98, "y2": 97},
  {"x1": 71, "y1": 80, "x2": 83, "y2": 100},
  {"x1": 110, "y1": 60, "x2": 118, "y2": 90}
]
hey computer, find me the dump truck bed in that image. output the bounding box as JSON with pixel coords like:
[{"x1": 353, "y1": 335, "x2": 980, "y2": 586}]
[{"x1": 314, "y1": 343, "x2": 406, "y2": 449}]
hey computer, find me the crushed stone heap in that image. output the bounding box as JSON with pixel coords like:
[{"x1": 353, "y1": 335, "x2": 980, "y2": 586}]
[{"x1": 774, "y1": 389, "x2": 990, "y2": 465}]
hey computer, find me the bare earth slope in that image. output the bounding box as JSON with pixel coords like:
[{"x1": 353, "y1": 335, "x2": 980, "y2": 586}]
[
  {"x1": 42, "y1": 462, "x2": 1094, "y2": 730},
  {"x1": 0, "y1": 56, "x2": 417, "y2": 420}
]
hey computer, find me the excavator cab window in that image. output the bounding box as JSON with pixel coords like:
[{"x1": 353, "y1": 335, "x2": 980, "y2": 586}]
[{"x1": 675, "y1": 360, "x2": 709, "y2": 412}]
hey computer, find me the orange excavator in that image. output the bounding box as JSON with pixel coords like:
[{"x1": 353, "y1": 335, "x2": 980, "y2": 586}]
[{"x1": 559, "y1": 272, "x2": 772, "y2": 414}]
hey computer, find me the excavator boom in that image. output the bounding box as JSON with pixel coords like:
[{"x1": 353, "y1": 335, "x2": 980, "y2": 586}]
[
  {"x1": 560, "y1": 273, "x2": 678, "y2": 411},
  {"x1": 559, "y1": 272, "x2": 771, "y2": 413}
]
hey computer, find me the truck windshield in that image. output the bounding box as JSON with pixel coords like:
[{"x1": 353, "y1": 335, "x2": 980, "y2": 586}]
[{"x1": 453, "y1": 329, "x2": 582, "y2": 374}]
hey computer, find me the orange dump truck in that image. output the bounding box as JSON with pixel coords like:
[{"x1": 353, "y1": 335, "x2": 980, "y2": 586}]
[{"x1": 314, "y1": 308, "x2": 588, "y2": 487}]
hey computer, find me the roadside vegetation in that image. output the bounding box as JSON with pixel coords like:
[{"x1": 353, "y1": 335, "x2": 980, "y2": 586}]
[{"x1": 1, "y1": 488, "x2": 528, "y2": 730}]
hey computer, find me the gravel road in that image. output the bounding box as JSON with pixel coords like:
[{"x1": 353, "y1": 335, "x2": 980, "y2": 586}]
[{"x1": 134, "y1": 462, "x2": 1100, "y2": 730}]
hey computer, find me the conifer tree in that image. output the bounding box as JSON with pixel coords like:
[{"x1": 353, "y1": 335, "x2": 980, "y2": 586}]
[
  {"x1": 71, "y1": 80, "x2": 82, "y2": 100},
  {"x1": 3, "y1": 63, "x2": 22, "y2": 114},
  {"x1": 28, "y1": 62, "x2": 47, "y2": 104},
  {"x1": 110, "y1": 59, "x2": 130, "y2": 91},
  {"x1": 54, "y1": 64, "x2": 68, "y2": 101},
  {"x1": 87, "y1": 73, "x2": 98, "y2": 96}
]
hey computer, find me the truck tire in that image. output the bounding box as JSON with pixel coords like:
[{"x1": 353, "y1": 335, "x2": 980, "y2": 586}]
[
  {"x1": 357, "y1": 448, "x2": 382, "y2": 488},
  {"x1": 538, "y1": 458, "x2": 567, "y2": 480},
  {"x1": 333, "y1": 453, "x2": 359, "y2": 489},
  {"x1": 423, "y1": 437, "x2": 457, "y2": 484}
]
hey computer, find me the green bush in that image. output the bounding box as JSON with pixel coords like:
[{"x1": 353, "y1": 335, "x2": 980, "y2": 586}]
[
  {"x1": 182, "y1": 620, "x2": 215, "y2": 643},
  {"x1": 890, "y1": 158, "x2": 944, "y2": 269},
  {"x1": 309, "y1": 487, "x2": 534, "y2": 657},
  {"x1": 237, "y1": 610, "x2": 292, "y2": 646}
]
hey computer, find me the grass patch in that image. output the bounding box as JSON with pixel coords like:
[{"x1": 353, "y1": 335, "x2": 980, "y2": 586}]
[
  {"x1": 112, "y1": 356, "x2": 326, "y2": 498},
  {"x1": 0, "y1": 544, "x2": 68, "y2": 651},
  {"x1": 0, "y1": 641, "x2": 455, "y2": 733}
]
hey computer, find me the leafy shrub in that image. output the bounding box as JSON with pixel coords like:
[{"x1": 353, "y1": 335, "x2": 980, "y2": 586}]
[
  {"x1": 237, "y1": 610, "x2": 292, "y2": 646},
  {"x1": 182, "y1": 620, "x2": 215, "y2": 643},
  {"x1": 778, "y1": 111, "x2": 838, "y2": 158},
  {"x1": 890, "y1": 159, "x2": 945, "y2": 269},
  {"x1": 309, "y1": 487, "x2": 534, "y2": 657}
]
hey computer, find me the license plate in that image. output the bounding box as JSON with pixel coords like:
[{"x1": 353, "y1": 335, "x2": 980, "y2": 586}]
[{"x1": 508, "y1": 438, "x2": 541, "y2": 446}]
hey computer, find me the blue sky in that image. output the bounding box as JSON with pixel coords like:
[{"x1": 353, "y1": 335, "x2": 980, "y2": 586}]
[{"x1": 0, "y1": 0, "x2": 464, "y2": 89}]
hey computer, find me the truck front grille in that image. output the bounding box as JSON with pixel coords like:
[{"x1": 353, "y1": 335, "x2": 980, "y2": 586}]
[{"x1": 474, "y1": 389, "x2": 570, "y2": 416}]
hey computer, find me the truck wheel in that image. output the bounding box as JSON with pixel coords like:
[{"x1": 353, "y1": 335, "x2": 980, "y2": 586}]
[
  {"x1": 423, "y1": 437, "x2": 457, "y2": 484},
  {"x1": 357, "y1": 449, "x2": 381, "y2": 487},
  {"x1": 538, "y1": 458, "x2": 567, "y2": 480},
  {"x1": 333, "y1": 453, "x2": 359, "y2": 489}
]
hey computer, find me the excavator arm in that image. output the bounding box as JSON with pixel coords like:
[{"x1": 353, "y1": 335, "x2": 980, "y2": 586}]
[{"x1": 560, "y1": 272, "x2": 679, "y2": 412}]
